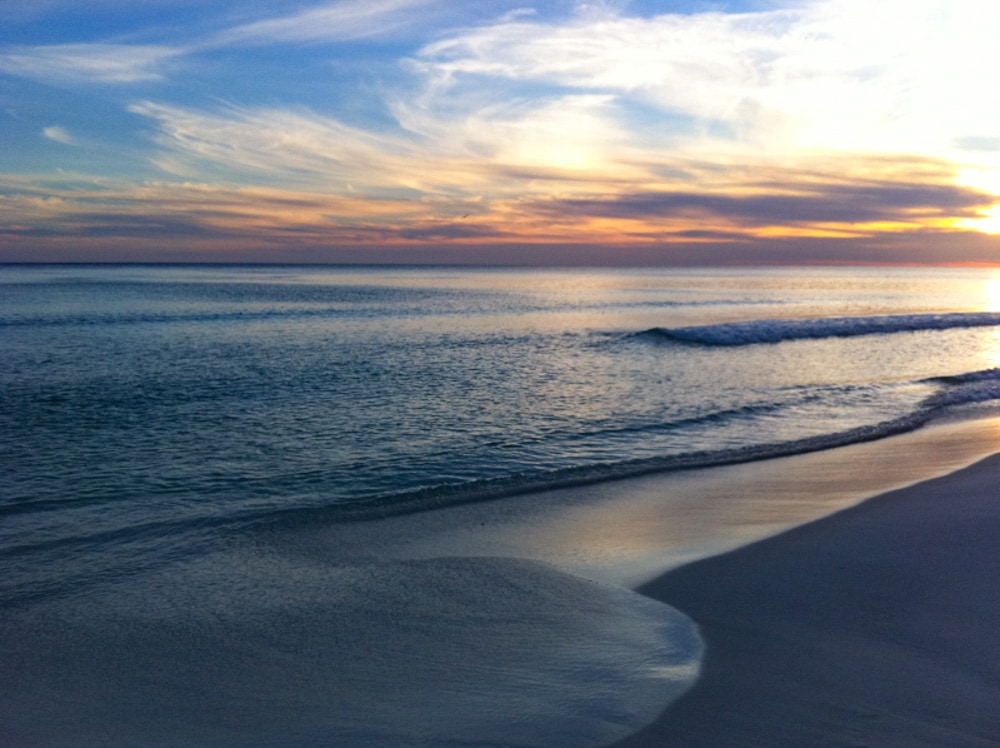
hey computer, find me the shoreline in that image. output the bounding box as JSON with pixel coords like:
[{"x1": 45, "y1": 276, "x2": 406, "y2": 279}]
[
  {"x1": 611, "y1": 451, "x2": 1000, "y2": 747},
  {"x1": 318, "y1": 413, "x2": 1000, "y2": 590}
]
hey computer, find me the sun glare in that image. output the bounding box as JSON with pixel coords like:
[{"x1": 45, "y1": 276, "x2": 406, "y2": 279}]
[
  {"x1": 981, "y1": 275, "x2": 1000, "y2": 312},
  {"x1": 956, "y1": 167, "x2": 1000, "y2": 235},
  {"x1": 960, "y1": 204, "x2": 1000, "y2": 235}
]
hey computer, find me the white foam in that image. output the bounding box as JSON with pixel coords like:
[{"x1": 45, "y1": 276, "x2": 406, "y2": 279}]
[{"x1": 658, "y1": 311, "x2": 1000, "y2": 346}]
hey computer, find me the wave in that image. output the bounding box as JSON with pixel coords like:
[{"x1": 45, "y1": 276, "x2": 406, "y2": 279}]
[
  {"x1": 262, "y1": 410, "x2": 932, "y2": 530},
  {"x1": 500, "y1": 400, "x2": 795, "y2": 451},
  {"x1": 640, "y1": 312, "x2": 1000, "y2": 347},
  {"x1": 0, "y1": 306, "x2": 373, "y2": 329},
  {"x1": 0, "y1": 296, "x2": 782, "y2": 330},
  {"x1": 263, "y1": 366, "x2": 1000, "y2": 528},
  {"x1": 927, "y1": 367, "x2": 1000, "y2": 385},
  {"x1": 923, "y1": 367, "x2": 1000, "y2": 408}
]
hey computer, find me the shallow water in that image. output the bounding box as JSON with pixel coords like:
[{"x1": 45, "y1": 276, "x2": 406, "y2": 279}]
[{"x1": 3, "y1": 552, "x2": 701, "y2": 748}]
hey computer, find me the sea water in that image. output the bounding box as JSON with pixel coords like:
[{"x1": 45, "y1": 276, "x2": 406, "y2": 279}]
[{"x1": 4, "y1": 264, "x2": 1000, "y2": 746}]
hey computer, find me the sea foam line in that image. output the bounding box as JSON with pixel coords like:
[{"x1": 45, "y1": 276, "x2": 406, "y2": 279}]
[
  {"x1": 643, "y1": 312, "x2": 1000, "y2": 347},
  {"x1": 262, "y1": 411, "x2": 934, "y2": 529}
]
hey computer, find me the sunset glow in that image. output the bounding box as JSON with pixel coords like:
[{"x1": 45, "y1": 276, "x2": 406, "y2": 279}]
[{"x1": 2, "y1": 0, "x2": 1000, "y2": 264}]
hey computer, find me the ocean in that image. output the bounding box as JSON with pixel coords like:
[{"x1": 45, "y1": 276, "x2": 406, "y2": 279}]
[{"x1": 4, "y1": 263, "x2": 1000, "y2": 746}]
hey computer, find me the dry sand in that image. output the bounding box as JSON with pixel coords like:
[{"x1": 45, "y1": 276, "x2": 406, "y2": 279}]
[{"x1": 613, "y1": 453, "x2": 1000, "y2": 747}]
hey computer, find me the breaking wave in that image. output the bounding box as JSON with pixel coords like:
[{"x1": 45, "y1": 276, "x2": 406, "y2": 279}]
[{"x1": 641, "y1": 312, "x2": 1000, "y2": 347}]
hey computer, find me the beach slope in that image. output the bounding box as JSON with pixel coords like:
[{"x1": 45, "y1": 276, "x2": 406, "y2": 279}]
[{"x1": 614, "y1": 454, "x2": 1000, "y2": 747}]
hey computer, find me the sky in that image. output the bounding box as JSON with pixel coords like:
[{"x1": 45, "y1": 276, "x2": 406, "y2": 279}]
[{"x1": 2, "y1": 0, "x2": 1000, "y2": 265}]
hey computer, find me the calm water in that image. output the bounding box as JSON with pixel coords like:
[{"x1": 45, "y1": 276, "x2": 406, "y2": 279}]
[{"x1": 4, "y1": 263, "x2": 1000, "y2": 746}]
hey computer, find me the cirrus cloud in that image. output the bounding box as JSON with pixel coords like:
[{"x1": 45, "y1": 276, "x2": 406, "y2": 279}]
[{"x1": 0, "y1": 43, "x2": 183, "y2": 84}]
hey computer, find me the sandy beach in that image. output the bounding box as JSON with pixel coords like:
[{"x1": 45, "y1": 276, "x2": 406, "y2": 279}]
[{"x1": 612, "y1": 453, "x2": 1000, "y2": 747}]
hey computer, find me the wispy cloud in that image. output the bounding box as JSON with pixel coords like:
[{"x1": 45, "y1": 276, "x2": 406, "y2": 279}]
[
  {"x1": 127, "y1": 94, "x2": 652, "y2": 201},
  {"x1": 119, "y1": 90, "x2": 1000, "y2": 248},
  {"x1": 208, "y1": 0, "x2": 439, "y2": 45},
  {"x1": 0, "y1": 1, "x2": 436, "y2": 88},
  {"x1": 0, "y1": 175, "x2": 429, "y2": 243},
  {"x1": 0, "y1": 43, "x2": 182, "y2": 84},
  {"x1": 126, "y1": 101, "x2": 427, "y2": 191},
  {"x1": 42, "y1": 125, "x2": 78, "y2": 145}
]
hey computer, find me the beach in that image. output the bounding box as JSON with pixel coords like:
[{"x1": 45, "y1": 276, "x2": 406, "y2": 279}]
[{"x1": 613, "y1": 452, "x2": 1000, "y2": 747}]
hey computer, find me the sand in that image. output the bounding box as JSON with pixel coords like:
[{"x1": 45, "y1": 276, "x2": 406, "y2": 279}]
[{"x1": 612, "y1": 453, "x2": 1000, "y2": 747}]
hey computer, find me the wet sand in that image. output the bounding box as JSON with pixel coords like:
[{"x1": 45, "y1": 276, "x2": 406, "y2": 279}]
[{"x1": 613, "y1": 453, "x2": 1000, "y2": 747}]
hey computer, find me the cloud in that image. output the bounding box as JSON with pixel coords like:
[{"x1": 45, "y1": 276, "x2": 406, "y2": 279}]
[
  {"x1": 539, "y1": 180, "x2": 996, "y2": 234},
  {"x1": 0, "y1": 43, "x2": 182, "y2": 84},
  {"x1": 127, "y1": 94, "x2": 655, "y2": 203},
  {"x1": 0, "y1": 175, "x2": 426, "y2": 244},
  {"x1": 955, "y1": 137, "x2": 1000, "y2": 153},
  {"x1": 42, "y1": 125, "x2": 78, "y2": 145},
  {"x1": 93, "y1": 93, "x2": 1000, "y2": 251},
  {"x1": 0, "y1": 1, "x2": 436, "y2": 89},
  {"x1": 209, "y1": 0, "x2": 438, "y2": 45},
  {"x1": 414, "y1": 0, "x2": 1000, "y2": 157},
  {"x1": 398, "y1": 221, "x2": 510, "y2": 240},
  {"x1": 391, "y1": 92, "x2": 644, "y2": 183},
  {"x1": 127, "y1": 101, "x2": 431, "y2": 191},
  {"x1": 3, "y1": 170, "x2": 999, "y2": 266}
]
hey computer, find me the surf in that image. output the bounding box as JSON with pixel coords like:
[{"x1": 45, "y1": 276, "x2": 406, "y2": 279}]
[{"x1": 641, "y1": 311, "x2": 1000, "y2": 347}]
